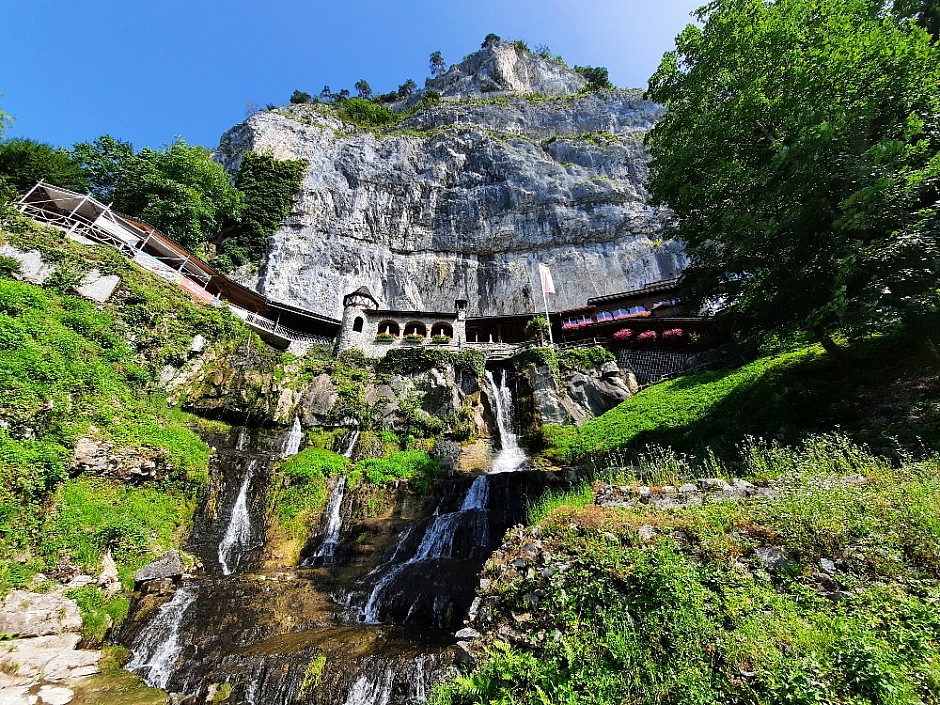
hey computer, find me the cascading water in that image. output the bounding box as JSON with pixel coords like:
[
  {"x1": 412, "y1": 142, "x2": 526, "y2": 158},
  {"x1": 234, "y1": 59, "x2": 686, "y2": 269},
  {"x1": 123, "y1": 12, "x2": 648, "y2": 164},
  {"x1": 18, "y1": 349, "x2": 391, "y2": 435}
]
[
  {"x1": 122, "y1": 421, "x2": 548, "y2": 704},
  {"x1": 282, "y1": 416, "x2": 303, "y2": 457},
  {"x1": 485, "y1": 368, "x2": 527, "y2": 473},
  {"x1": 304, "y1": 475, "x2": 347, "y2": 566},
  {"x1": 361, "y1": 475, "x2": 490, "y2": 624},
  {"x1": 218, "y1": 459, "x2": 255, "y2": 575},
  {"x1": 125, "y1": 588, "x2": 196, "y2": 689},
  {"x1": 342, "y1": 428, "x2": 360, "y2": 458}
]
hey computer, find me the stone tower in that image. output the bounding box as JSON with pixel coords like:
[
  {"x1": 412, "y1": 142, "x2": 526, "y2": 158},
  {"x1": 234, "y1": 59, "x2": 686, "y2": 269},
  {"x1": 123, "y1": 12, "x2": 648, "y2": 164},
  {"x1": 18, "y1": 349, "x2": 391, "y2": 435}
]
[{"x1": 337, "y1": 286, "x2": 378, "y2": 353}]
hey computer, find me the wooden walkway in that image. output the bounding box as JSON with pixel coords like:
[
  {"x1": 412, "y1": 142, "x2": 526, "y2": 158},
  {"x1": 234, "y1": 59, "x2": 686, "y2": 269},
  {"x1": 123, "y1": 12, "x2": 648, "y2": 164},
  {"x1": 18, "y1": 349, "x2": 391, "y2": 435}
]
[{"x1": 15, "y1": 182, "x2": 339, "y2": 348}]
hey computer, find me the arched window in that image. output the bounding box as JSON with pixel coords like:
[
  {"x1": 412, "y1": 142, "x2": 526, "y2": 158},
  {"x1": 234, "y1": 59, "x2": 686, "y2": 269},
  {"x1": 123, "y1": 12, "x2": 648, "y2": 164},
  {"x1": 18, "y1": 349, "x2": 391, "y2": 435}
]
[
  {"x1": 404, "y1": 321, "x2": 428, "y2": 337},
  {"x1": 376, "y1": 320, "x2": 400, "y2": 337},
  {"x1": 431, "y1": 322, "x2": 453, "y2": 339},
  {"x1": 353, "y1": 317, "x2": 364, "y2": 332}
]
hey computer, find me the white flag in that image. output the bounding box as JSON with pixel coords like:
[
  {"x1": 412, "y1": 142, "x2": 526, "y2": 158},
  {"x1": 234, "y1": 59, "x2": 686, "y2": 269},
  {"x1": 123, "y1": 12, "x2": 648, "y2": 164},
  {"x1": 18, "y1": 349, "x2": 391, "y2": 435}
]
[{"x1": 539, "y1": 264, "x2": 555, "y2": 294}]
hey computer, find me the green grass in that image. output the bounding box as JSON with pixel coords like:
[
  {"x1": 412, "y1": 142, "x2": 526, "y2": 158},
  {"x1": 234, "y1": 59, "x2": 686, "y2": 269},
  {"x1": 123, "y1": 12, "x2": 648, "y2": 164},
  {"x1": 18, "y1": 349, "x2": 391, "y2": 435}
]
[
  {"x1": 65, "y1": 584, "x2": 131, "y2": 646},
  {"x1": 436, "y1": 438, "x2": 940, "y2": 705},
  {"x1": 269, "y1": 447, "x2": 351, "y2": 540},
  {"x1": 0, "y1": 213, "x2": 247, "y2": 593},
  {"x1": 543, "y1": 340, "x2": 940, "y2": 465}
]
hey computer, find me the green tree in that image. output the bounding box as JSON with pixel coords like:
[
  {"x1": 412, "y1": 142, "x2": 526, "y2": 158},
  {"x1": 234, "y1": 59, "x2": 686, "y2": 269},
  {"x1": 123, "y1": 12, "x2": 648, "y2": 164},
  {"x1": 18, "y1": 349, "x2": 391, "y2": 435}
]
[
  {"x1": 319, "y1": 85, "x2": 333, "y2": 102},
  {"x1": 397, "y1": 79, "x2": 417, "y2": 98},
  {"x1": 893, "y1": 0, "x2": 940, "y2": 37},
  {"x1": 72, "y1": 135, "x2": 134, "y2": 201},
  {"x1": 75, "y1": 137, "x2": 243, "y2": 254},
  {"x1": 0, "y1": 139, "x2": 88, "y2": 193},
  {"x1": 0, "y1": 99, "x2": 10, "y2": 139},
  {"x1": 574, "y1": 65, "x2": 613, "y2": 91},
  {"x1": 290, "y1": 90, "x2": 312, "y2": 104},
  {"x1": 216, "y1": 152, "x2": 305, "y2": 271},
  {"x1": 645, "y1": 0, "x2": 940, "y2": 353},
  {"x1": 429, "y1": 51, "x2": 447, "y2": 78},
  {"x1": 482, "y1": 33, "x2": 501, "y2": 48},
  {"x1": 354, "y1": 79, "x2": 373, "y2": 99}
]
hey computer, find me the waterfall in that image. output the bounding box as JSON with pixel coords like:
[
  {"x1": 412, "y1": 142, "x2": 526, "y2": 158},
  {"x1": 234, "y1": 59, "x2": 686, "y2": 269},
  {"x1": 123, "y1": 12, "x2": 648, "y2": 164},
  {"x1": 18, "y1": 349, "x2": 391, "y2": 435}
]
[
  {"x1": 126, "y1": 588, "x2": 196, "y2": 690},
  {"x1": 362, "y1": 476, "x2": 490, "y2": 623},
  {"x1": 485, "y1": 369, "x2": 527, "y2": 473},
  {"x1": 282, "y1": 416, "x2": 303, "y2": 457},
  {"x1": 218, "y1": 459, "x2": 255, "y2": 575},
  {"x1": 343, "y1": 668, "x2": 395, "y2": 705},
  {"x1": 235, "y1": 427, "x2": 249, "y2": 451},
  {"x1": 305, "y1": 475, "x2": 347, "y2": 566},
  {"x1": 342, "y1": 428, "x2": 360, "y2": 458}
]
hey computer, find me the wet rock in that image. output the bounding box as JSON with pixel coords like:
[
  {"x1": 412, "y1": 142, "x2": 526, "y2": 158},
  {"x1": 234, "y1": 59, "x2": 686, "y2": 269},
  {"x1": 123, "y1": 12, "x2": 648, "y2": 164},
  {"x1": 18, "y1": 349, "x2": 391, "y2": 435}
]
[
  {"x1": 455, "y1": 627, "x2": 481, "y2": 640},
  {"x1": 134, "y1": 550, "x2": 183, "y2": 589},
  {"x1": 454, "y1": 641, "x2": 476, "y2": 666},
  {"x1": 820, "y1": 557, "x2": 837, "y2": 575},
  {"x1": 0, "y1": 591, "x2": 82, "y2": 638}
]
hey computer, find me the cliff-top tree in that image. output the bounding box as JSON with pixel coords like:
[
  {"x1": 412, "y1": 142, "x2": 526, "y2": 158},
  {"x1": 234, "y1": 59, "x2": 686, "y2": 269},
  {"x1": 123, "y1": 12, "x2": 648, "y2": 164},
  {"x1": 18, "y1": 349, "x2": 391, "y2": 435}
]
[
  {"x1": 429, "y1": 51, "x2": 447, "y2": 78},
  {"x1": 646, "y1": 0, "x2": 940, "y2": 354},
  {"x1": 397, "y1": 79, "x2": 417, "y2": 98},
  {"x1": 354, "y1": 79, "x2": 373, "y2": 99},
  {"x1": 482, "y1": 33, "x2": 501, "y2": 48},
  {"x1": 290, "y1": 90, "x2": 312, "y2": 104}
]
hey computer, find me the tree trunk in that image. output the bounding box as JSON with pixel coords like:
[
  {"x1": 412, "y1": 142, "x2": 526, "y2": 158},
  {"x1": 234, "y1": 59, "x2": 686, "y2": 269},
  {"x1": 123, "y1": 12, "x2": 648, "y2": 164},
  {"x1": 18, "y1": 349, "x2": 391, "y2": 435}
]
[{"x1": 815, "y1": 329, "x2": 842, "y2": 359}]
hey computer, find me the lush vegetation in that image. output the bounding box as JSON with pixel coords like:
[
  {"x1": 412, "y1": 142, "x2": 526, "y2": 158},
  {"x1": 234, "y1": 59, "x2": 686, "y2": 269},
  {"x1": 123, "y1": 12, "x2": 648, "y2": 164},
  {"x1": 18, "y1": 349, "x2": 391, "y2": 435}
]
[
  {"x1": 646, "y1": 0, "x2": 940, "y2": 351},
  {"x1": 74, "y1": 136, "x2": 243, "y2": 256},
  {"x1": 437, "y1": 437, "x2": 940, "y2": 705},
  {"x1": 216, "y1": 152, "x2": 306, "y2": 271},
  {"x1": 351, "y1": 449, "x2": 445, "y2": 489},
  {"x1": 543, "y1": 339, "x2": 940, "y2": 465},
  {"x1": 0, "y1": 213, "x2": 246, "y2": 593},
  {"x1": 0, "y1": 138, "x2": 88, "y2": 193},
  {"x1": 270, "y1": 447, "x2": 351, "y2": 540}
]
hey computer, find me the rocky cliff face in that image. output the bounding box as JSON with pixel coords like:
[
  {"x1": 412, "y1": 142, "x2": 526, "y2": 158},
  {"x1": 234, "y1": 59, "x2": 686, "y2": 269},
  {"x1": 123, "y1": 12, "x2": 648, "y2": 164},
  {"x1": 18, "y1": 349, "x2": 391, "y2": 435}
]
[{"x1": 214, "y1": 42, "x2": 685, "y2": 319}]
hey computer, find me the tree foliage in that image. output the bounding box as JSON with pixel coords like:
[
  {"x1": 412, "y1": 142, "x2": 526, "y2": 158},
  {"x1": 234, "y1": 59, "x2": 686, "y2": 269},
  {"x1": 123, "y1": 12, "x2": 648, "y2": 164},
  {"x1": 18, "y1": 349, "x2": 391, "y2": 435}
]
[
  {"x1": 429, "y1": 50, "x2": 447, "y2": 78},
  {"x1": 290, "y1": 90, "x2": 312, "y2": 104},
  {"x1": 335, "y1": 98, "x2": 399, "y2": 128},
  {"x1": 74, "y1": 136, "x2": 243, "y2": 254},
  {"x1": 216, "y1": 152, "x2": 305, "y2": 271},
  {"x1": 482, "y1": 33, "x2": 501, "y2": 48},
  {"x1": 354, "y1": 79, "x2": 373, "y2": 99},
  {"x1": 397, "y1": 79, "x2": 417, "y2": 98},
  {"x1": 0, "y1": 139, "x2": 88, "y2": 193},
  {"x1": 574, "y1": 65, "x2": 613, "y2": 91},
  {"x1": 645, "y1": 0, "x2": 940, "y2": 348}
]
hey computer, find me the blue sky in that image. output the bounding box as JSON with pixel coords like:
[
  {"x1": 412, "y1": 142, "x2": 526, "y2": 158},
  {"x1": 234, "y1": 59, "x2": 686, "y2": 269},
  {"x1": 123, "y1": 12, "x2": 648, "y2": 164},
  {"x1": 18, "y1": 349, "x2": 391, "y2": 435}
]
[{"x1": 1, "y1": 1, "x2": 702, "y2": 150}]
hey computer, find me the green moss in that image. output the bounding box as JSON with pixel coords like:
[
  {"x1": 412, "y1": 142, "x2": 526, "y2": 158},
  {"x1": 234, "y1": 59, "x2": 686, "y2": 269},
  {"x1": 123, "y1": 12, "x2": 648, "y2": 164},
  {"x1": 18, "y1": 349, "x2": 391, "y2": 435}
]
[
  {"x1": 65, "y1": 584, "x2": 130, "y2": 646},
  {"x1": 269, "y1": 448, "x2": 351, "y2": 540},
  {"x1": 558, "y1": 346, "x2": 615, "y2": 370},
  {"x1": 353, "y1": 450, "x2": 446, "y2": 489}
]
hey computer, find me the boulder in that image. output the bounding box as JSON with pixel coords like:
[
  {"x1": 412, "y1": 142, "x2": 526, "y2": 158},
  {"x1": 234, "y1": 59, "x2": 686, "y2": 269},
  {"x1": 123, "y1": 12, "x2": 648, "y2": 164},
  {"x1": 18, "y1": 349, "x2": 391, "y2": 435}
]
[
  {"x1": 0, "y1": 591, "x2": 81, "y2": 638},
  {"x1": 755, "y1": 547, "x2": 794, "y2": 575},
  {"x1": 134, "y1": 550, "x2": 184, "y2": 589}
]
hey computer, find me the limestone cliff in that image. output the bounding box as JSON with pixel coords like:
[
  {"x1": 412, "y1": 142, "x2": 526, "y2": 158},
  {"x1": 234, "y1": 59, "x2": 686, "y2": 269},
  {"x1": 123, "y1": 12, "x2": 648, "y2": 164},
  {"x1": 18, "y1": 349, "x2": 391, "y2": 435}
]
[{"x1": 213, "y1": 41, "x2": 686, "y2": 319}]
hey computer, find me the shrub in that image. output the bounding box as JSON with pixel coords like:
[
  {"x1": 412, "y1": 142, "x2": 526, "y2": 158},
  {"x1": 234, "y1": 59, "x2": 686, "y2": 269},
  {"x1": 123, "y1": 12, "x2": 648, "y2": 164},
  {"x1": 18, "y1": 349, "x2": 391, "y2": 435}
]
[
  {"x1": 0, "y1": 255, "x2": 20, "y2": 278},
  {"x1": 289, "y1": 90, "x2": 312, "y2": 104},
  {"x1": 336, "y1": 98, "x2": 400, "y2": 128},
  {"x1": 574, "y1": 65, "x2": 613, "y2": 91},
  {"x1": 280, "y1": 447, "x2": 350, "y2": 483},
  {"x1": 482, "y1": 33, "x2": 501, "y2": 48}
]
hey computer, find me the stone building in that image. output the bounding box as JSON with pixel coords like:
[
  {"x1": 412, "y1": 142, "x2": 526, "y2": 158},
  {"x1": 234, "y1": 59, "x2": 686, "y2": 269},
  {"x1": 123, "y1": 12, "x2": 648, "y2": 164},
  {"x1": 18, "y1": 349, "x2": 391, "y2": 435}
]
[{"x1": 336, "y1": 286, "x2": 468, "y2": 357}]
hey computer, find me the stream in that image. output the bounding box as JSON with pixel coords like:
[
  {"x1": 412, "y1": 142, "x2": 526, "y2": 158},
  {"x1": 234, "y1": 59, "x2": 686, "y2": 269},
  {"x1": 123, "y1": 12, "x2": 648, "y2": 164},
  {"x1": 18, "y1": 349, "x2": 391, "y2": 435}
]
[{"x1": 122, "y1": 365, "x2": 562, "y2": 704}]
